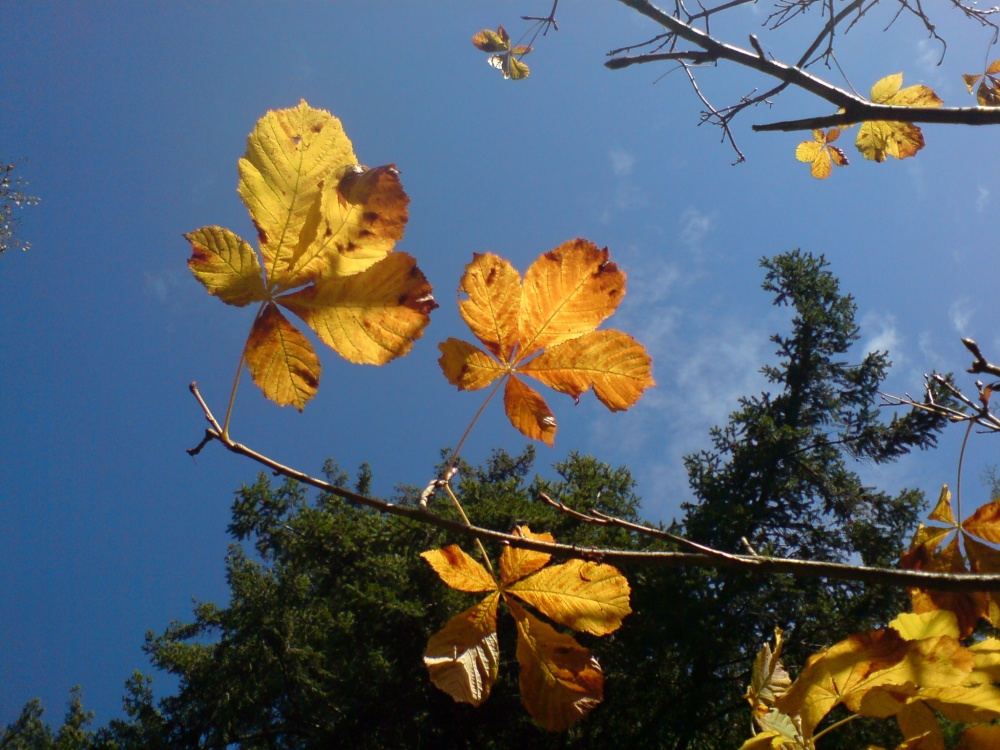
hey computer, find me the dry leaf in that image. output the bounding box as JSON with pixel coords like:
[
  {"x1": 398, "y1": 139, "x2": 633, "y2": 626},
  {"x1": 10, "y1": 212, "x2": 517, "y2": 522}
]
[
  {"x1": 421, "y1": 525, "x2": 631, "y2": 730},
  {"x1": 186, "y1": 100, "x2": 437, "y2": 410},
  {"x1": 439, "y1": 241, "x2": 654, "y2": 445},
  {"x1": 856, "y1": 73, "x2": 943, "y2": 162},
  {"x1": 795, "y1": 128, "x2": 848, "y2": 179}
]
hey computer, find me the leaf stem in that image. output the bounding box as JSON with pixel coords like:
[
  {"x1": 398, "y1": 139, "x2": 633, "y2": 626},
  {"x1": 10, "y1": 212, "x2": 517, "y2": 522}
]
[
  {"x1": 812, "y1": 712, "x2": 859, "y2": 742},
  {"x1": 443, "y1": 376, "x2": 507, "y2": 479},
  {"x1": 956, "y1": 417, "x2": 975, "y2": 526},
  {"x1": 222, "y1": 304, "x2": 264, "y2": 438},
  {"x1": 444, "y1": 482, "x2": 497, "y2": 579}
]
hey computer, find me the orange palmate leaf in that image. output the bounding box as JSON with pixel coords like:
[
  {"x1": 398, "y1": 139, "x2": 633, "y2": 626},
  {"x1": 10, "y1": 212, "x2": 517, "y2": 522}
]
[
  {"x1": 962, "y1": 60, "x2": 1000, "y2": 107},
  {"x1": 795, "y1": 128, "x2": 848, "y2": 179},
  {"x1": 961, "y1": 498, "x2": 1000, "y2": 543},
  {"x1": 439, "y1": 241, "x2": 654, "y2": 445},
  {"x1": 422, "y1": 525, "x2": 631, "y2": 730},
  {"x1": 186, "y1": 100, "x2": 436, "y2": 410},
  {"x1": 856, "y1": 73, "x2": 942, "y2": 162},
  {"x1": 509, "y1": 599, "x2": 603, "y2": 731}
]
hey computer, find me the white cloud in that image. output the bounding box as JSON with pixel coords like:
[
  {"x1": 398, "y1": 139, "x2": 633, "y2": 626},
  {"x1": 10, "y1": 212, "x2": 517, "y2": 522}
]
[
  {"x1": 679, "y1": 208, "x2": 713, "y2": 252},
  {"x1": 862, "y1": 312, "x2": 903, "y2": 363},
  {"x1": 609, "y1": 147, "x2": 635, "y2": 177},
  {"x1": 977, "y1": 186, "x2": 990, "y2": 213},
  {"x1": 950, "y1": 299, "x2": 974, "y2": 335}
]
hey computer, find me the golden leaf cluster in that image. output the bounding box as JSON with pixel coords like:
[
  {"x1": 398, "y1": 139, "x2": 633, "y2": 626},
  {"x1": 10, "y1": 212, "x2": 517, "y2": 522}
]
[
  {"x1": 796, "y1": 73, "x2": 943, "y2": 179},
  {"x1": 472, "y1": 25, "x2": 532, "y2": 80},
  {"x1": 422, "y1": 526, "x2": 631, "y2": 730},
  {"x1": 741, "y1": 612, "x2": 1000, "y2": 750},
  {"x1": 186, "y1": 100, "x2": 437, "y2": 410},
  {"x1": 439, "y1": 240, "x2": 655, "y2": 445}
]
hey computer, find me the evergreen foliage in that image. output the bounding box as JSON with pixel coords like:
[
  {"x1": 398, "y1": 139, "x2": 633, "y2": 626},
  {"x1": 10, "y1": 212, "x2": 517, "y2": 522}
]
[{"x1": 3, "y1": 252, "x2": 947, "y2": 749}]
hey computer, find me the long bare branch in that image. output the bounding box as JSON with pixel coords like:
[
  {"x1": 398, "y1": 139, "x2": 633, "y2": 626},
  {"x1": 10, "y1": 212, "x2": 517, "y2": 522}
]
[{"x1": 189, "y1": 382, "x2": 1000, "y2": 593}]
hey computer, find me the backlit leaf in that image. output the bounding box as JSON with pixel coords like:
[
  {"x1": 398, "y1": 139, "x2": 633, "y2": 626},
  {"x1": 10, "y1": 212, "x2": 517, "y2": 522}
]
[
  {"x1": 185, "y1": 226, "x2": 268, "y2": 306},
  {"x1": 421, "y1": 546, "x2": 497, "y2": 593},
  {"x1": 504, "y1": 375, "x2": 558, "y2": 446},
  {"x1": 961, "y1": 498, "x2": 1000, "y2": 543},
  {"x1": 508, "y1": 599, "x2": 603, "y2": 731},
  {"x1": 746, "y1": 629, "x2": 792, "y2": 715},
  {"x1": 795, "y1": 128, "x2": 848, "y2": 179},
  {"x1": 187, "y1": 101, "x2": 435, "y2": 410},
  {"x1": 439, "y1": 241, "x2": 654, "y2": 444},
  {"x1": 472, "y1": 26, "x2": 510, "y2": 53},
  {"x1": 521, "y1": 330, "x2": 654, "y2": 411},
  {"x1": 424, "y1": 594, "x2": 500, "y2": 707},
  {"x1": 928, "y1": 485, "x2": 956, "y2": 525},
  {"x1": 856, "y1": 73, "x2": 942, "y2": 162},
  {"x1": 962, "y1": 60, "x2": 1000, "y2": 107},
  {"x1": 277, "y1": 252, "x2": 436, "y2": 365},
  {"x1": 243, "y1": 302, "x2": 320, "y2": 411},
  {"x1": 506, "y1": 558, "x2": 631, "y2": 636},
  {"x1": 499, "y1": 526, "x2": 555, "y2": 583},
  {"x1": 423, "y1": 527, "x2": 631, "y2": 728},
  {"x1": 237, "y1": 100, "x2": 356, "y2": 286}
]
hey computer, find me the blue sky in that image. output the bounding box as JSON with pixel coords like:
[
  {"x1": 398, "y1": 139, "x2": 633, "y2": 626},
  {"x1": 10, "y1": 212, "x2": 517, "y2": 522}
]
[{"x1": 2, "y1": 2, "x2": 999, "y2": 729}]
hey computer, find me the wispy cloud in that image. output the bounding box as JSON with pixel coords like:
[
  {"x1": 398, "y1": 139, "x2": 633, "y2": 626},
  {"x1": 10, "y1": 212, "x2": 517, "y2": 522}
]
[
  {"x1": 679, "y1": 208, "x2": 713, "y2": 252},
  {"x1": 609, "y1": 146, "x2": 635, "y2": 177},
  {"x1": 977, "y1": 186, "x2": 990, "y2": 213},
  {"x1": 950, "y1": 298, "x2": 974, "y2": 335}
]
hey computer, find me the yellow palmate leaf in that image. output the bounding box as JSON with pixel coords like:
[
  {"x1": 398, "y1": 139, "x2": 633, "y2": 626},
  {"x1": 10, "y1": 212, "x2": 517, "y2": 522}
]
[
  {"x1": 890, "y1": 610, "x2": 960, "y2": 641},
  {"x1": 237, "y1": 100, "x2": 357, "y2": 287},
  {"x1": 795, "y1": 129, "x2": 848, "y2": 179},
  {"x1": 521, "y1": 330, "x2": 655, "y2": 412},
  {"x1": 519, "y1": 239, "x2": 626, "y2": 357},
  {"x1": 962, "y1": 498, "x2": 1000, "y2": 543},
  {"x1": 437, "y1": 338, "x2": 507, "y2": 391},
  {"x1": 747, "y1": 629, "x2": 792, "y2": 715},
  {"x1": 777, "y1": 628, "x2": 912, "y2": 738},
  {"x1": 457, "y1": 253, "x2": 522, "y2": 361},
  {"x1": 504, "y1": 375, "x2": 557, "y2": 446},
  {"x1": 928, "y1": 485, "x2": 956, "y2": 525},
  {"x1": 508, "y1": 599, "x2": 603, "y2": 731},
  {"x1": 278, "y1": 252, "x2": 436, "y2": 365},
  {"x1": 856, "y1": 73, "x2": 942, "y2": 162},
  {"x1": 185, "y1": 226, "x2": 268, "y2": 307},
  {"x1": 421, "y1": 545, "x2": 497, "y2": 593},
  {"x1": 506, "y1": 558, "x2": 631, "y2": 636},
  {"x1": 500, "y1": 526, "x2": 555, "y2": 584},
  {"x1": 189, "y1": 101, "x2": 434, "y2": 411},
  {"x1": 424, "y1": 594, "x2": 500, "y2": 707},
  {"x1": 243, "y1": 302, "x2": 320, "y2": 411}
]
